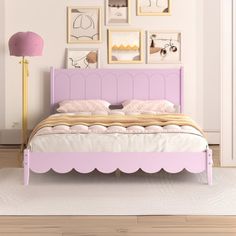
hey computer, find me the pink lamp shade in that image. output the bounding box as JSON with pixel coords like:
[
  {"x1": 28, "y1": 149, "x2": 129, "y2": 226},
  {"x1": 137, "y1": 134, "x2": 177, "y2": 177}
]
[{"x1": 9, "y1": 31, "x2": 44, "y2": 57}]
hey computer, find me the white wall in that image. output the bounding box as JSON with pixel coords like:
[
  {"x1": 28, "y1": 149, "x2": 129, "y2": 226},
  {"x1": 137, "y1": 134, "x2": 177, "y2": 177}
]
[
  {"x1": 2, "y1": 0, "x2": 220, "y2": 142},
  {"x1": 196, "y1": 0, "x2": 221, "y2": 143},
  {"x1": 221, "y1": 0, "x2": 236, "y2": 166},
  {"x1": 0, "y1": 0, "x2": 5, "y2": 130},
  {"x1": 203, "y1": 0, "x2": 221, "y2": 133}
]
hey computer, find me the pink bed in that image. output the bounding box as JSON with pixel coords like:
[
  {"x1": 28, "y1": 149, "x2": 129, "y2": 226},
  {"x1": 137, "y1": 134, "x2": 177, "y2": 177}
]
[{"x1": 23, "y1": 67, "x2": 213, "y2": 185}]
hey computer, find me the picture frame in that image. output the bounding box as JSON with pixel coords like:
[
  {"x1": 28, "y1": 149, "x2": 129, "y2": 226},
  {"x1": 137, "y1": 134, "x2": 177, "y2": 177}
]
[
  {"x1": 108, "y1": 29, "x2": 144, "y2": 64},
  {"x1": 147, "y1": 31, "x2": 181, "y2": 64},
  {"x1": 66, "y1": 48, "x2": 100, "y2": 69},
  {"x1": 67, "y1": 6, "x2": 102, "y2": 44},
  {"x1": 105, "y1": 0, "x2": 131, "y2": 25},
  {"x1": 137, "y1": 0, "x2": 171, "y2": 16}
]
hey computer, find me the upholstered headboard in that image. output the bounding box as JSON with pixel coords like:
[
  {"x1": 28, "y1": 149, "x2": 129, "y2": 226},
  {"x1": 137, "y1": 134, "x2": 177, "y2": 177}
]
[{"x1": 50, "y1": 68, "x2": 184, "y2": 113}]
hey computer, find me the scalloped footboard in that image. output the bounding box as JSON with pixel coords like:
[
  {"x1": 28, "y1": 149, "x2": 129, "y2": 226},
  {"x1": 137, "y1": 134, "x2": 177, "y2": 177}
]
[{"x1": 23, "y1": 149, "x2": 213, "y2": 186}]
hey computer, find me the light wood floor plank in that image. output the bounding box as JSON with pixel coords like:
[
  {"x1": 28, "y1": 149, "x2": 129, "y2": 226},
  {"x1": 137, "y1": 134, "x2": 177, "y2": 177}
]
[
  {"x1": 0, "y1": 234, "x2": 61, "y2": 236},
  {"x1": 0, "y1": 148, "x2": 21, "y2": 168},
  {"x1": 138, "y1": 215, "x2": 236, "y2": 225},
  {"x1": 211, "y1": 145, "x2": 220, "y2": 167},
  {"x1": 185, "y1": 215, "x2": 236, "y2": 225},
  {"x1": 61, "y1": 234, "x2": 236, "y2": 236},
  {"x1": 0, "y1": 216, "x2": 236, "y2": 235}
]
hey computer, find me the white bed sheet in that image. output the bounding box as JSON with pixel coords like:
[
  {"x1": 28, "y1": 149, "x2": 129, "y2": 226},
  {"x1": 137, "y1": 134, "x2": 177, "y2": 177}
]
[{"x1": 29, "y1": 132, "x2": 208, "y2": 152}]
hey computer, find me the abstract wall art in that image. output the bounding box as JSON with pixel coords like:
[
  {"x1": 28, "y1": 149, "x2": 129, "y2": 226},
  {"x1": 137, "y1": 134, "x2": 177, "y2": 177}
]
[
  {"x1": 108, "y1": 29, "x2": 143, "y2": 64},
  {"x1": 106, "y1": 0, "x2": 130, "y2": 25},
  {"x1": 147, "y1": 31, "x2": 181, "y2": 63},
  {"x1": 137, "y1": 0, "x2": 171, "y2": 16},
  {"x1": 67, "y1": 7, "x2": 102, "y2": 43},
  {"x1": 66, "y1": 48, "x2": 100, "y2": 68}
]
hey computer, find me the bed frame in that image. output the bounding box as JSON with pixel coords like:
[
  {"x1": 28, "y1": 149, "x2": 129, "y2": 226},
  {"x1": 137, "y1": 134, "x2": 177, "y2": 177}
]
[{"x1": 23, "y1": 67, "x2": 213, "y2": 185}]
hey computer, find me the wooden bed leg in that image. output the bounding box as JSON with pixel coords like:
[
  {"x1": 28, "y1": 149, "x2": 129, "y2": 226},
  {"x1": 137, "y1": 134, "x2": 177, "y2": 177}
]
[
  {"x1": 115, "y1": 169, "x2": 121, "y2": 178},
  {"x1": 206, "y1": 149, "x2": 213, "y2": 185},
  {"x1": 24, "y1": 149, "x2": 30, "y2": 186}
]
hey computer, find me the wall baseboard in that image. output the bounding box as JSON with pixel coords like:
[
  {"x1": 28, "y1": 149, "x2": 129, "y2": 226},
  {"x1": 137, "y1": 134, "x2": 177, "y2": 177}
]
[
  {"x1": 0, "y1": 129, "x2": 221, "y2": 145},
  {"x1": 0, "y1": 129, "x2": 21, "y2": 144},
  {"x1": 204, "y1": 130, "x2": 220, "y2": 145}
]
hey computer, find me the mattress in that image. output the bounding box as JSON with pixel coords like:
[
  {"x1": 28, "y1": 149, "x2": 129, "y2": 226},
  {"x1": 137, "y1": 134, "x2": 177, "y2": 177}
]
[
  {"x1": 28, "y1": 115, "x2": 208, "y2": 152},
  {"x1": 29, "y1": 133, "x2": 207, "y2": 152}
]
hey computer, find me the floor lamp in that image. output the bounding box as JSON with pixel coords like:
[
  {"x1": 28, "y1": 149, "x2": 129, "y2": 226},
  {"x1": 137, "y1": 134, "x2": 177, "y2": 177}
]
[{"x1": 8, "y1": 32, "x2": 44, "y2": 152}]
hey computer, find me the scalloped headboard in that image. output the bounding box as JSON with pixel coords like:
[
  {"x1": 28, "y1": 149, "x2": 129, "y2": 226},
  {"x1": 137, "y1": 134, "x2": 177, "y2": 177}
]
[{"x1": 50, "y1": 67, "x2": 184, "y2": 113}]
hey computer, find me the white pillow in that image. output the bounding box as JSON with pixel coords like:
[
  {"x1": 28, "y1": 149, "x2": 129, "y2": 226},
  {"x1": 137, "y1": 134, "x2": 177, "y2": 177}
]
[
  {"x1": 122, "y1": 100, "x2": 176, "y2": 113},
  {"x1": 57, "y1": 100, "x2": 110, "y2": 113}
]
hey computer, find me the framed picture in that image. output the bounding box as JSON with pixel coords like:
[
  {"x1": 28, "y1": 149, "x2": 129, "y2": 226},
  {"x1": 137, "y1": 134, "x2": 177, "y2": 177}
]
[
  {"x1": 147, "y1": 31, "x2": 181, "y2": 64},
  {"x1": 66, "y1": 48, "x2": 100, "y2": 69},
  {"x1": 108, "y1": 29, "x2": 143, "y2": 64},
  {"x1": 137, "y1": 0, "x2": 171, "y2": 16},
  {"x1": 106, "y1": 0, "x2": 130, "y2": 25},
  {"x1": 67, "y1": 7, "x2": 102, "y2": 43}
]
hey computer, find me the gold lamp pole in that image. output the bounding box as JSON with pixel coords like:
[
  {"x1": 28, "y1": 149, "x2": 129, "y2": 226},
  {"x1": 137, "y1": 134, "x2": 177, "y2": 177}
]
[
  {"x1": 8, "y1": 32, "x2": 44, "y2": 154},
  {"x1": 21, "y1": 57, "x2": 29, "y2": 152}
]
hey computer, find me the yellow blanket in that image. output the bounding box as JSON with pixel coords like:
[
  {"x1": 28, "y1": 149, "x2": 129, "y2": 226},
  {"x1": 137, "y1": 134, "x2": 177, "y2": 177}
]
[{"x1": 29, "y1": 114, "x2": 204, "y2": 142}]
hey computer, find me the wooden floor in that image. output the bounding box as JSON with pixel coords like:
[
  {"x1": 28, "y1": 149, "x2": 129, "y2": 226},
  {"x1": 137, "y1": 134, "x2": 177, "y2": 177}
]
[
  {"x1": 1, "y1": 145, "x2": 235, "y2": 236},
  {"x1": 0, "y1": 216, "x2": 236, "y2": 236}
]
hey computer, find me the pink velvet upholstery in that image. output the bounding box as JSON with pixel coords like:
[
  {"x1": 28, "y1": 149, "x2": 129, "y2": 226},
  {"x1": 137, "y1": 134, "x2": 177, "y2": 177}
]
[{"x1": 9, "y1": 32, "x2": 43, "y2": 57}]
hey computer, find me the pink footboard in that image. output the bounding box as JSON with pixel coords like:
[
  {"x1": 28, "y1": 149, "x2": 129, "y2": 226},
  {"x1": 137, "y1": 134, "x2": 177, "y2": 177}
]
[{"x1": 23, "y1": 149, "x2": 213, "y2": 186}]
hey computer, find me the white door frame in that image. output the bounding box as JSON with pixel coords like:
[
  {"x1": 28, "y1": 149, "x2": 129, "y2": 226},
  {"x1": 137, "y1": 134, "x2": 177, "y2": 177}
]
[{"x1": 221, "y1": 0, "x2": 236, "y2": 166}]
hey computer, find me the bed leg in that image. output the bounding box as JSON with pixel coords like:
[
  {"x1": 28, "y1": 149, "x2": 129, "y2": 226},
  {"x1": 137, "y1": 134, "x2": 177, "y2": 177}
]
[
  {"x1": 24, "y1": 149, "x2": 30, "y2": 186},
  {"x1": 206, "y1": 149, "x2": 213, "y2": 185},
  {"x1": 115, "y1": 169, "x2": 121, "y2": 178}
]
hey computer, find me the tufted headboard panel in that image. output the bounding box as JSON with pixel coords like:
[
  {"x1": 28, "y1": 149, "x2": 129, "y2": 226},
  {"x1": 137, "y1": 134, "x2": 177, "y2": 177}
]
[{"x1": 50, "y1": 68, "x2": 184, "y2": 113}]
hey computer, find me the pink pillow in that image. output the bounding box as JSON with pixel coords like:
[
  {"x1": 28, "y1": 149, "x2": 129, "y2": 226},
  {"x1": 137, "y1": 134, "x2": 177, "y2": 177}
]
[
  {"x1": 57, "y1": 100, "x2": 110, "y2": 113},
  {"x1": 122, "y1": 100, "x2": 176, "y2": 113}
]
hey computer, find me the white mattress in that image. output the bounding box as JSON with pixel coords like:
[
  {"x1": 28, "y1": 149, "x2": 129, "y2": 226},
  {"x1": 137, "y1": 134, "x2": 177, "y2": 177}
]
[
  {"x1": 28, "y1": 113, "x2": 208, "y2": 152},
  {"x1": 29, "y1": 132, "x2": 208, "y2": 152}
]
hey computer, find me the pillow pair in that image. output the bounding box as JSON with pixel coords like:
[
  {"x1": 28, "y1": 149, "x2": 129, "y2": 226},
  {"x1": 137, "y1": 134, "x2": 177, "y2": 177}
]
[{"x1": 57, "y1": 99, "x2": 176, "y2": 114}]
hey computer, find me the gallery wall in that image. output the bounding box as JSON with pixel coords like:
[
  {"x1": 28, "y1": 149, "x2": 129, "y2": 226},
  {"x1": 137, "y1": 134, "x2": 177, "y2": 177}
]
[{"x1": 1, "y1": 0, "x2": 220, "y2": 142}]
